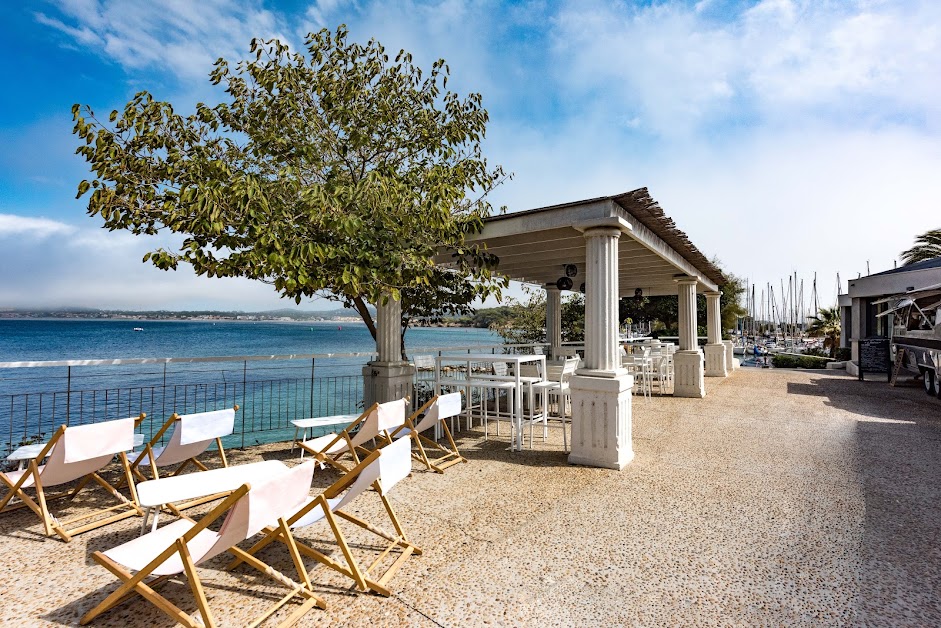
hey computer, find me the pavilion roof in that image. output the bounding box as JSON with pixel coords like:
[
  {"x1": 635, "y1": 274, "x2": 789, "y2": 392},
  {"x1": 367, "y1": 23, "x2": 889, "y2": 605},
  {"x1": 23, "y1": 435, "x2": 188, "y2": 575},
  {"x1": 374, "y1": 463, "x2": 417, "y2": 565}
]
[{"x1": 471, "y1": 188, "x2": 725, "y2": 295}]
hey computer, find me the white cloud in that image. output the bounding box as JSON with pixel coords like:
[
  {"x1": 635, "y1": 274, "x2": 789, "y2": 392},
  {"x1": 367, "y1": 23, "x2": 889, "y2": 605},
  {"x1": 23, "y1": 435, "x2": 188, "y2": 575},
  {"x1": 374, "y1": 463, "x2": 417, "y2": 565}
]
[
  {"x1": 549, "y1": 0, "x2": 941, "y2": 135},
  {"x1": 37, "y1": 0, "x2": 297, "y2": 81},
  {"x1": 0, "y1": 215, "x2": 76, "y2": 239},
  {"x1": 0, "y1": 219, "x2": 327, "y2": 311}
]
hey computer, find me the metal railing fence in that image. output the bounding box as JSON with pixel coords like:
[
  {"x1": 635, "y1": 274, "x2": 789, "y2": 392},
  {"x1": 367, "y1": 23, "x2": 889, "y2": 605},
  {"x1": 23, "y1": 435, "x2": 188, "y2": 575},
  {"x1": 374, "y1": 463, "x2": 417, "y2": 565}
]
[{"x1": 0, "y1": 343, "x2": 546, "y2": 458}]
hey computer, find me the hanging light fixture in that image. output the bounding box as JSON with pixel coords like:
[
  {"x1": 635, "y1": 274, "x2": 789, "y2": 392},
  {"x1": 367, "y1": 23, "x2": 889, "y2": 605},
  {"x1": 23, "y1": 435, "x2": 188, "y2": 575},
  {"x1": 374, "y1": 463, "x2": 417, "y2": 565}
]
[
  {"x1": 634, "y1": 288, "x2": 643, "y2": 298},
  {"x1": 564, "y1": 264, "x2": 578, "y2": 278},
  {"x1": 579, "y1": 282, "x2": 586, "y2": 294},
  {"x1": 556, "y1": 276, "x2": 574, "y2": 291}
]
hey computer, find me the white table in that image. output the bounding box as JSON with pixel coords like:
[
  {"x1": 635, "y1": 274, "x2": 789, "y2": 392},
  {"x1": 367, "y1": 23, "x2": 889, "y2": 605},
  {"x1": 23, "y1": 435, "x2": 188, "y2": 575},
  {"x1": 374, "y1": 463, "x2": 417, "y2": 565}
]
[
  {"x1": 136, "y1": 459, "x2": 288, "y2": 534},
  {"x1": 291, "y1": 414, "x2": 359, "y2": 458},
  {"x1": 434, "y1": 353, "x2": 547, "y2": 451},
  {"x1": 6, "y1": 433, "x2": 145, "y2": 471}
]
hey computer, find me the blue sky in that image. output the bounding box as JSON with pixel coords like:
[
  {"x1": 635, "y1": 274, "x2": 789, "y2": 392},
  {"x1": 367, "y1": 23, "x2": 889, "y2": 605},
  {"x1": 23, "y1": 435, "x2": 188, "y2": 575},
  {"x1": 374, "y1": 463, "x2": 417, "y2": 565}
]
[{"x1": 1, "y1": 0, "x2": 940, "y2": 311}]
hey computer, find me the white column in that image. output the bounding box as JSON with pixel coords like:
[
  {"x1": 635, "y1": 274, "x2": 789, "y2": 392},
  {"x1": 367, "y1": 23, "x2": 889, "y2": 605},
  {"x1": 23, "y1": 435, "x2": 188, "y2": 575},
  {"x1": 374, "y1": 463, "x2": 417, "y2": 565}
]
[
  {"x1": 546, "y1": 285, "x2": 562, "y2": 360},
  {"x1": 582, "y1": 227, "x2": 623, "y2": 374},
  {"x1": 677, "y1": 278, "x2": 698, "y2": 352},
  {"x1": 363, "y1": 295, "x2": 414, "y2": 405},
  {"x1": 704, "y1": 291, "x2": 728, "y2": 377},
  {"x1": 376, "y1": 297, "x2": 402, "y2": 363},
  {"x1": 569, "y1": 225, "x2": 634, "y2": 470},
  {"x1": 673, "y1": 277, "x2": 706, "y2": 397}
]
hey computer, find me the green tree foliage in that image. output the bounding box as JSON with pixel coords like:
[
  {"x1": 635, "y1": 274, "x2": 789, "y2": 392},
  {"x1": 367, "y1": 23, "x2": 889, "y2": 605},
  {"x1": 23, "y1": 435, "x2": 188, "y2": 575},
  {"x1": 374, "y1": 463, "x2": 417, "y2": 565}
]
[
  {"x1": 805, "y1": 306, "x2": 841, "y2": 358},
  {"x1": 618, "y1": 267, "x2": 743, "y2": 339},
  {"x1": 720, "y1": 272, "x2": 747, "y2": 337},
  {"x1": 72, "y1": 27, "x2": 509, "y2": 356},
  {"x1": 900, "y1": 229, "x2": 941, "y2": 265},
  {"x1": 490, "y1": 289, "x2": 585, "y2": 347}
]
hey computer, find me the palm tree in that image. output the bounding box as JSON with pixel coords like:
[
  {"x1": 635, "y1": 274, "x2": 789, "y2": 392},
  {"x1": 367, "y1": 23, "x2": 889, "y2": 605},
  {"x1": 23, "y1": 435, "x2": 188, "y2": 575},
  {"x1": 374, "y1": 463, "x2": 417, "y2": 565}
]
[
  {"x1": 901, "y1": 228, "x2": 941, "y2": 265},
  {"x1": 806, "y1": 307, "x2": 841, "y2": 358}
]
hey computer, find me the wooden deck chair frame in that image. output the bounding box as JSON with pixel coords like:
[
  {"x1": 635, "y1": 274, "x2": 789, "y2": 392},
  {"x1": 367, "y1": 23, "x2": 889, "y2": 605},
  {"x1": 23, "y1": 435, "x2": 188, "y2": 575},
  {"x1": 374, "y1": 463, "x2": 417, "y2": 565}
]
[
  {"x1": 392, "y1": 392, "x2": 467, "y2": 473},
  {"x1": 0, "y1": 421, "x2": 143, "y2": 543},
  {"x1": 226, "y1": 444, "x2": 421, "y2": 598},
  {"x1": 296, "y1": 398, "x2": 407, "y2": 473},
  {"x1": 80, "y1": 481, "x2": 325, "y2": 628},
  {"x1": 128, "y1": 406, "x2": 237, "y2": 514}
]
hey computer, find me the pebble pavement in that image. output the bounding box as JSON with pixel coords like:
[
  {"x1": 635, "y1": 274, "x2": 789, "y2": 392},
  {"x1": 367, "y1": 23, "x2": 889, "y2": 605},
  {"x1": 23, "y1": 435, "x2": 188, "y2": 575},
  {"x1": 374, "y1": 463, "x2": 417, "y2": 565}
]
[{"x1": 1, "y1": 368, "x2": 939, "y2": 626}]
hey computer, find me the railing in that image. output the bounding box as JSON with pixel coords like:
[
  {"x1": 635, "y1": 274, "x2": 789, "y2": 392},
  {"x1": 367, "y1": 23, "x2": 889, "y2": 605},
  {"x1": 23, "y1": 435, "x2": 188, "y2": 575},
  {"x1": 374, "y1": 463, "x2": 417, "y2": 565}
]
[{"x1": 0, "y1": 343, "x2": 546, "y2": 459}]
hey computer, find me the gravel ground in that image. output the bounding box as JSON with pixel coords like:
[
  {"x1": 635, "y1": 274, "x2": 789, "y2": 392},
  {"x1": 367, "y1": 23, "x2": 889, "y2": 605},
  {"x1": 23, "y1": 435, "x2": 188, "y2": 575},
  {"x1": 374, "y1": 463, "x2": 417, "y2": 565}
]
[{"x1": 1, "y1": 368, "x2": 939, "y2": 627}]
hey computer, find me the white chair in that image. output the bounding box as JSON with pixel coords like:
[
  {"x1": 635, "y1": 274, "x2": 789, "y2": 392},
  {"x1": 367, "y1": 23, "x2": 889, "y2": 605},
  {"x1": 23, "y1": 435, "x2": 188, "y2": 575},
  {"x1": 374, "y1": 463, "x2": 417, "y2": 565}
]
[
  {"x1": 622, "y1": 348, "x2": 652, "y2": 399},
  {"x1": 297, "y1": 398, "x2": 407, "y2": 472},
  {"x1": 392, "y1": 392, "x2": 467, "y2": 473},
  {"x1": 80, "y1": 461, "x2": 324, "y2": 627},
  {"x1": 0, "y1": 417, "x2": 142, "y2": 542},
  {"x1": 227, "y1": 437, "x2": 421, "y2": 598},
  {"x1": 468, "y1": 362, "x2": 517, "y2": 440},
  {"x1": 530, "y1": 357, "x2": 579, "y2": 451},
  {"x1": 132, "y1": 407, "x2": 237, "y2": 482}
]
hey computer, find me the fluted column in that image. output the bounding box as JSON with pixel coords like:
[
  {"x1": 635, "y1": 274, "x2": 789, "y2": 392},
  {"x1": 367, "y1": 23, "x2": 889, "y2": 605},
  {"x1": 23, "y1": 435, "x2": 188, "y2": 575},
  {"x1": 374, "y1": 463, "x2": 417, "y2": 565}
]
[
  {"x1": 673, "y1": 277, "x2": 706, "y2": 397},
  {"x1": 546, "y1": 284, "x2": 562, "y2": 360},
  {"x1": 704, "y1": 291, "x2": 728, "y2": 377},
  {"x1": 364, "y1": 294, "x2": 413, "y2": 405},
  {"x1": 705, "y1": 291, "x2": 721, "y2": 345},
  {"x1": 677, "y1": 277, "x2": 698, "y2": 351},
  {"x1": 569, "y1": 223, "x2": 633, "y2": 470},
  {"x1": 376, "y1": 296, "x2": 402, "y2": 363},
  {"x1": 582, "y1": 227, "x2": 623, "y2": 374}
]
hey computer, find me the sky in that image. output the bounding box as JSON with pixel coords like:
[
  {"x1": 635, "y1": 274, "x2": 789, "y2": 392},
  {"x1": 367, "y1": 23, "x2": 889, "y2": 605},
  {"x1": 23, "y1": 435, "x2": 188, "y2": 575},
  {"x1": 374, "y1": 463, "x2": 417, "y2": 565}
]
[{"x1": 1, "y1": 0, "x2": 939, "y2": 312}]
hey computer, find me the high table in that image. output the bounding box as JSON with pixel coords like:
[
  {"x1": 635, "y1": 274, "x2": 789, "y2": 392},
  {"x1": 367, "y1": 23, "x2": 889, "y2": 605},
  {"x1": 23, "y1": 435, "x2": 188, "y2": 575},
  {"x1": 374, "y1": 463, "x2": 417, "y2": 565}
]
[
  {"x1": 291, "y1": 414, "x2": 360, "y2": 458},
  {"x1": 136, "y1": 459, "x2": 288, "y2": 534},
  {"x1": 434, "y1": 353, "x2": 546, "y2": 451}
]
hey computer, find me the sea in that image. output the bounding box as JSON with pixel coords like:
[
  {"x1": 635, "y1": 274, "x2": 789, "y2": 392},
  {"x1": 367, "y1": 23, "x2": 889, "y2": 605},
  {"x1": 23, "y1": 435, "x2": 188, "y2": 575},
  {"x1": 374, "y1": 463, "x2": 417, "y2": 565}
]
[{"x1": 0, "y1": 319, "x2": 501, "y2": 453}]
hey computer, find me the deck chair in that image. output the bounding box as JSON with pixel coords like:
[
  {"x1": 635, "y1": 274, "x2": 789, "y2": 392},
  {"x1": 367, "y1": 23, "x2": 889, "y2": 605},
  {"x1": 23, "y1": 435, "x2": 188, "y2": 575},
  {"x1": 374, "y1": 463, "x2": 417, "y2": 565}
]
[
  {"x1": 297, "y1": 398, "x2": 407, "y2": 473},
  {"x1": 131, "y1": 407, "x2": 237, "y2": 484},
  {"x1": 391, "y1": 392, "x2": 467, "y2": 473},
  {"x1": 80, "y1": 461, "x2": 323, "y2": 628},
  {"x1": 227, "y1": 437, "x2": 420, "y2": 597},
  {"x1": 0, "y1": 417, "x2": 142, "y2": 542}
]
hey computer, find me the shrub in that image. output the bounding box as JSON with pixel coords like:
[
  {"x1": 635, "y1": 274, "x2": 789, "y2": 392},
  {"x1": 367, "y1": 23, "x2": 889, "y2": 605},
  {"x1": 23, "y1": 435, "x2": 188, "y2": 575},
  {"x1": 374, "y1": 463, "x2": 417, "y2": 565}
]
[{"x1": 771, "y1": 354, "x2": 834, "y2": 369}]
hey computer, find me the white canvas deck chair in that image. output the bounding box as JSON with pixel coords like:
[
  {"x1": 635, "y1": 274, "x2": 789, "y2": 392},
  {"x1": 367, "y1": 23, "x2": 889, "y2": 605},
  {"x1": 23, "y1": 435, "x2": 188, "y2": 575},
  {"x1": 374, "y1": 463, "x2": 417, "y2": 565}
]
[
  {"x1": 297, "y1": 398, "x2": 407, "y2": 473},
  {"x1": 228, "y1": 437, "x2": 420, "y2": 597},
  {"x1": 392, "y1": 392, "x2": 466, "y2": 473},
  {"x1": 131, "y1": 407, "x2": 237, "y2": 483},
  {"x1": 80, "y1": 461, "x2": 323, "y2": 628},
  {"x1": 0, "y1": 417, "x2": 142, "y2": 542}
]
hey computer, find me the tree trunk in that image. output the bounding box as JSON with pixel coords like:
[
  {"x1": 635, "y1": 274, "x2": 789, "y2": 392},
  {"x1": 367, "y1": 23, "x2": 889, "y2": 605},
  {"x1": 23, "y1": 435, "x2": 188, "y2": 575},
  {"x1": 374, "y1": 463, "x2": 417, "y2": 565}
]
[{"x1": 352, "y1": 296, "x2": 377, "y2": 340}]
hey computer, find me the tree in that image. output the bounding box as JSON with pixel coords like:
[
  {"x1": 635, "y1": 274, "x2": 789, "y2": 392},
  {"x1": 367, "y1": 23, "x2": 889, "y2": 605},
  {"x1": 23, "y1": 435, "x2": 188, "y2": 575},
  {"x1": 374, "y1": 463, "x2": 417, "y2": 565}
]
[
  {"x1": 805, "y1": 306, "x2": 841, "y2": 358},
  {"x1": 720, "y1": 272, "x2": 747, "y2": 338},
  {"x1": 901, "y1": 229, "x2": 941, "y2": 265},
  {"x1": 72, "y1": 27, "x2": 509, "y2": 359},
  {"x1": 491, "y1": 290, "x2": 546, "y2": 347},
  {"x1": 490, "y1": 289, "x2": 585, "y2": 348}
]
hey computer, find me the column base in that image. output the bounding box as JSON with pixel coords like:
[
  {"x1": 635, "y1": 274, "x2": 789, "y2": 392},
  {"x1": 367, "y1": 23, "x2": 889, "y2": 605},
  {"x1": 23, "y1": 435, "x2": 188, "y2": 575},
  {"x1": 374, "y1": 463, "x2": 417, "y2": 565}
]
[
  {"x1": 363, "y1": 362, "x2": 415, "y2": 406},
  {"x1": 704, "y1": 343, "x2": 729, "y2": 377},
  {"x1": 673, "y1": 350, "x2": 705, "y2": 398},
  {"x1": 568, "y1": 373, "x2": 634, "y2": 470},
  {"x1": 722, "y1": 340, "x2": 737, "y2": 370}
]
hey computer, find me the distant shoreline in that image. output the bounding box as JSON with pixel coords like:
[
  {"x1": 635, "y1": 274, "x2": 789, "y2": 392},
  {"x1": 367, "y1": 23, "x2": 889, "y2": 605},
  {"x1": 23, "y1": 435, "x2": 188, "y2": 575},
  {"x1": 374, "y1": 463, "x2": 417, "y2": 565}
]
[{"x1": 0, "y1": 315, "x2": 477, "y2": 328}]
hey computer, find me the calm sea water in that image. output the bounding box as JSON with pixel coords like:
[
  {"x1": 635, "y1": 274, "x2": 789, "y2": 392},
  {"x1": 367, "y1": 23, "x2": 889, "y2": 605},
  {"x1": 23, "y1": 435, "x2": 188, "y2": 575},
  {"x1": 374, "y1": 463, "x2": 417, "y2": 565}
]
[
  {"x1": 0, "y1": 319, "x2": 499, "y2": 362},
  {"x1": 0, "y1": 319, "x2": 501, "y2": 451}
]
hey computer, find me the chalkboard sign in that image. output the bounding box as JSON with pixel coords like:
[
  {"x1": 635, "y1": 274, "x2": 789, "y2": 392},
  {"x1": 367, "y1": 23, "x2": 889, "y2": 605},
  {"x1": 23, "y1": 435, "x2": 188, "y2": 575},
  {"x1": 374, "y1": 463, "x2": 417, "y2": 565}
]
[{"x1": 858, "y1": 337, "x2": 891, "y2": 381}]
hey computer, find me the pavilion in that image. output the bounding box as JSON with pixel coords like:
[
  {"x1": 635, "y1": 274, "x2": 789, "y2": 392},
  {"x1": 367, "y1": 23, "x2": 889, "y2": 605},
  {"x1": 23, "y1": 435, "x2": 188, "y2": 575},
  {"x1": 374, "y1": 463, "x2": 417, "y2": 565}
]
[{"x1": 369, "y1": 188, "x2": 733, "y2": 470}]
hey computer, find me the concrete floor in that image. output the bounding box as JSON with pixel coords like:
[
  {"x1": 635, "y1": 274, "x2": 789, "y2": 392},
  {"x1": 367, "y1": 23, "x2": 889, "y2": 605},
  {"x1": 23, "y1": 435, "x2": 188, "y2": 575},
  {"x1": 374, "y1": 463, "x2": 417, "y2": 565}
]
[{"x1": 1, "y1": 368, "x2": 940, "y2": 626}]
